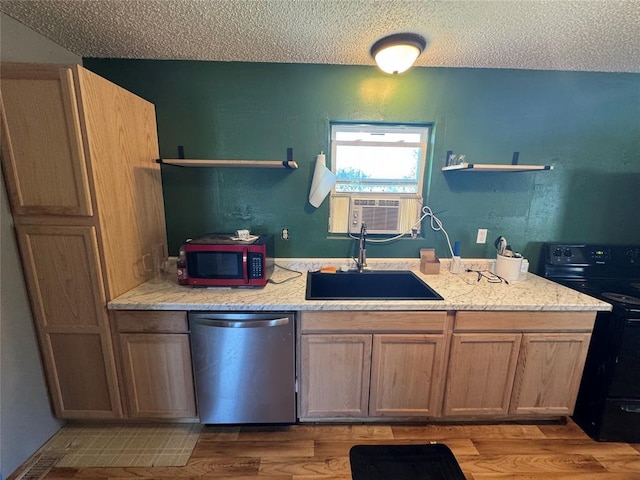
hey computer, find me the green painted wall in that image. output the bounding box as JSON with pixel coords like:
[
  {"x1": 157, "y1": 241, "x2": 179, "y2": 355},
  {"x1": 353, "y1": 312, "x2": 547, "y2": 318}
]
[{"x1": 84, "y1": 59, "x2": 640, "y2": 268}]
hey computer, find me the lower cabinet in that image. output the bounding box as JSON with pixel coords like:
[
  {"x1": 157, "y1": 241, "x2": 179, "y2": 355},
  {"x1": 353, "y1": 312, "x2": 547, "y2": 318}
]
[
  {"x1": 301, "y1": 334, "x2": 372, "y2": 417},
  {"x1": 113, "y1": 310, "x2": 197, "y2": 419},
  {"x1": 105, "y1": 309, "x2": 593, "y2": 422},
  {"x1": 443, "y1": 312, "x2": 594, "y2": 418},
  {"x1": 510, "y1": 333, "x2": 592, "y2": 415},
  {"x1": 370, "y1": 334, "x2": 446, "y2": 416},
  {"x1": 443, "y1": 333, "x2": 522, "y2": 416},
  {"x1": 300, "y1": 310, "x2": 595, "y2": 422},
  {"x1": 299, "y1": 311, "x2": 448, "y2": 420}
]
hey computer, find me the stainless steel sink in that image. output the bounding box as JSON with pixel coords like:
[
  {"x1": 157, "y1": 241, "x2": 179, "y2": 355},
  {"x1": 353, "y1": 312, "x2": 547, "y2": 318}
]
[{"x1": 305, "y1": 270, "x2": 443, "y2": 300}]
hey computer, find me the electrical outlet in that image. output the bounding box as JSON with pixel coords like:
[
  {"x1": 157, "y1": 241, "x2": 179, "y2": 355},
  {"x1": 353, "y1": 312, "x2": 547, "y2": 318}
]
[
  {"x1": 281, "y1": 228, "x2": 290, "y2": 241},
  {"x1": 476, "y1": 228, "x2": 488, "y2": 244}
]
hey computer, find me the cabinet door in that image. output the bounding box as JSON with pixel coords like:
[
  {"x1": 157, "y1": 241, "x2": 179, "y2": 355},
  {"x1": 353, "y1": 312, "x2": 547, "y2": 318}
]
[
  {"x1": 75, "y1": 66, "x2": 165, "y2": 298},
  {"x1": 370, "y1": 334, "x2": 446, "y2": 417},
  {"x1": 16, "y1": 224, "x2": 121, "y2": 418},
  {"x1": 443, "y1": 333, "x2": 521, "y2": 416},
  {"x1": 119, "y1": 333, "x2": 196, "y2": 418},
  {"x1": 510, "y1": 333, "x2": 591, "y2": 415},
  {"x1": 300, "y1": 334, "x2": 372, "y2": 418},
  {"x1": 0, "y1": 63, "x2": 92, "y2": 216}
]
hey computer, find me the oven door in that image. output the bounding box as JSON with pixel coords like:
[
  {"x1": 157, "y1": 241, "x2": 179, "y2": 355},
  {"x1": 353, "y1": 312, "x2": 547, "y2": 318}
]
[
  {"x1": 599, "y1": 399, "x2": 640, "y2": 442},
  {"x1": 598, "y1": 317, "x2": 640, "y2": 442},
  {"x1": 608, "y1": 317, "x2": 640, "y2": 399},
  {"x1": 572, "y1": 312, "x2": 640, "y2": 442}
]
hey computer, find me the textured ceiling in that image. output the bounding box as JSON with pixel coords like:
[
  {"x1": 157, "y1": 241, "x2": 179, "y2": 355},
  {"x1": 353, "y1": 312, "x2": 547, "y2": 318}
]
[{"x1": 1, "y1": 0, "x2": 639, "y2": 73}]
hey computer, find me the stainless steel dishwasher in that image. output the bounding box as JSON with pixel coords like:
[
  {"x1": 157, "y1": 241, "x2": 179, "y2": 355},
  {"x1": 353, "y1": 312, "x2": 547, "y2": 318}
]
[{"x1": 189, "y1": 311, "x2": 296, "y2": 424}]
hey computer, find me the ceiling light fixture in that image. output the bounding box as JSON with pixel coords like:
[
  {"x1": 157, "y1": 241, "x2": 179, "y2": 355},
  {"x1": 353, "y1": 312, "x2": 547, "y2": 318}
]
[{"x1": 370, "y1": 33, "x2": 427, "y2": 74}]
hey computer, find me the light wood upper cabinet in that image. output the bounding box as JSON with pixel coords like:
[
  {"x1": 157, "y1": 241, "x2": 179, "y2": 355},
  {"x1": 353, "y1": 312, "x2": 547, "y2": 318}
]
[
  {"x1": 1, "y1": 63, "x2": 166, "y2": 298},
  {"x1": 74, "y1": 67, "x2": 165, "y2": 299},
  {"x1": 370, "y1": 334, "x2": 446, "y2": 417},
  {"x1": 0, "y1": 63, "x2": 92, "y2": 216}
]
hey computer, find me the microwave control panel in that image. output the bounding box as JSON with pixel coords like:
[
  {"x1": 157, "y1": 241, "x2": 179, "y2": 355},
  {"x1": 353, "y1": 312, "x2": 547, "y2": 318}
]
[{"x1": 249, "y1": 253, "x2": 264, "y2": 279}]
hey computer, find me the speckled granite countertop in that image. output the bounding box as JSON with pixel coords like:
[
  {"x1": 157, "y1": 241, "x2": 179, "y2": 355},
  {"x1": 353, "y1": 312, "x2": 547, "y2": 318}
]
[{"x1": 108, "y1": 258, "x2": 612, "y2": 312}]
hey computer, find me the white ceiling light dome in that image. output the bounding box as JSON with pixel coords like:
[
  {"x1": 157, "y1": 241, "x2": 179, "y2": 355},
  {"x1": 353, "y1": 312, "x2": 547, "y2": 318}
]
[{"x1": 370, "y1": 33, "x2": 427, "y2": 74}]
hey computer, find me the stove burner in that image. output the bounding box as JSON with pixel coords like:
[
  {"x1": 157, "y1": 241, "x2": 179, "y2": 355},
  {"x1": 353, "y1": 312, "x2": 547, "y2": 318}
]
[{"x1": 602, "y1": 292, "x2": 640, "y2": 306}]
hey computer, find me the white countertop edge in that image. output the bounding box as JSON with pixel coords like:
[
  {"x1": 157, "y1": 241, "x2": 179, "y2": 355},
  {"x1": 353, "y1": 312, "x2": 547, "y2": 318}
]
[
  {"x1": 108, "y1": 301, "x2": 612, "y2": 312},
  {"x1": 108, "y1": 257, "x2": 613, "y2": 312}
]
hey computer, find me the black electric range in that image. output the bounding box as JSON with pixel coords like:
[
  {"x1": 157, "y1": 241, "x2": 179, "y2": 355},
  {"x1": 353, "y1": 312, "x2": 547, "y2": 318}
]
[
  {"x1": 554, "y1": 278, "x2": 640, "y2": 317},
  {"x1": 540, "y1": 243, "x2": 640, "y2": 442}
]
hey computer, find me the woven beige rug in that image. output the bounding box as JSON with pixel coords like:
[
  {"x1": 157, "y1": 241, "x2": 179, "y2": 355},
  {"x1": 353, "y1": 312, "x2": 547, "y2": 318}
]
[{"x1": 43, "y1": 423, "x2": 201, "y2": 467}]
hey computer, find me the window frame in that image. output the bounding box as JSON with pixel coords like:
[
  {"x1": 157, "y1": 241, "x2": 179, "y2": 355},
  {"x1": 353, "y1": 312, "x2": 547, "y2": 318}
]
[
  {"x1": 328, "y1": 121, "x2": 433, "y2": 234},
  {"x1": 330, "y1": 122, "x2": 429, "y2": 195}
]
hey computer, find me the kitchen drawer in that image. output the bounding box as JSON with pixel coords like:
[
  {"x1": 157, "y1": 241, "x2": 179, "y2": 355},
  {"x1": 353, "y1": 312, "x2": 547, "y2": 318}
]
[
  {"x1": 114, "y1": 310, "x2": 188, "y2": 333},
  {"x1": 301, "y1": 311, "x2": 448, "y2": 333},
  {"x1": 454, "y1": 311, "x2": 595, "y2": 333}
]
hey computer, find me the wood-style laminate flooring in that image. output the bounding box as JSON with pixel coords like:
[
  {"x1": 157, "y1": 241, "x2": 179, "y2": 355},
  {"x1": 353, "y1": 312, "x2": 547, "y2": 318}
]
[{"x1": 42, "y1": 419, "x2": 640, "y2": 479}]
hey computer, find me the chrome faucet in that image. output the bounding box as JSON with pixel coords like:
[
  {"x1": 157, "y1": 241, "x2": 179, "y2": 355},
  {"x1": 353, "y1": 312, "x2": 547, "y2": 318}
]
[{"x1": 354, "y1": 221, "x2": 367, "y2": 272}]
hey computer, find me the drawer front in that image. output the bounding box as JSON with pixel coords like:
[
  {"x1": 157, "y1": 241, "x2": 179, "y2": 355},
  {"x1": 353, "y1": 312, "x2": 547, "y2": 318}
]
[
  {"x1": 114, "y1": 311, "x2": 188, "y2": 333},
  {"x1": 301, "y1": 311, "x2": 448, "y2": 333},
  {"x1": 454, "y1": 311, "x2": 596, "y2": 333}
]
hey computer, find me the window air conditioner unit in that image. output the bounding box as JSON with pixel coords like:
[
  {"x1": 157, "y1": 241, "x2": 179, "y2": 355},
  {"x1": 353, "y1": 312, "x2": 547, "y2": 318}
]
[{"x1": 349, "y1": 198, "x2": 402, "y2": 234}]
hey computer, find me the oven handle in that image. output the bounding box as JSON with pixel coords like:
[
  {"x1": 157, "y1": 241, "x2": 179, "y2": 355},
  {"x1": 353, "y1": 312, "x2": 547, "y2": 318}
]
[{"x1": 620, "y1": 405, "x2": 640, "y2": 414}]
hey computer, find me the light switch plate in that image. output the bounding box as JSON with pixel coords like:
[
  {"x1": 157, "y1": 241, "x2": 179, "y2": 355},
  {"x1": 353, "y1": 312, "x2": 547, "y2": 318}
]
[{"x1": 476, "y1": 228, "x2": 488, "y2": 244}]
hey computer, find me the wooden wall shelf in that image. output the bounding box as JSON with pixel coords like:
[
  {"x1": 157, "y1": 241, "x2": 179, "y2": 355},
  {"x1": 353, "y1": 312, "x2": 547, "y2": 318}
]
[
  {"x1": 158, "y1": 146, "x2": 298, "y2": 169},
  {"x1": 442, "y1": 163, "x2": 553, "y2": 172},
  {"x1": 158, "y1": 158, "x2": 298, "y2": 169}
]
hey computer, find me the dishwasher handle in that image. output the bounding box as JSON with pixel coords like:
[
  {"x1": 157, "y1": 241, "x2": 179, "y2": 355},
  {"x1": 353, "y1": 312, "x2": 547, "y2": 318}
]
[{"x1": 191, "y1": 316, "x2": 290, "y2": 328}]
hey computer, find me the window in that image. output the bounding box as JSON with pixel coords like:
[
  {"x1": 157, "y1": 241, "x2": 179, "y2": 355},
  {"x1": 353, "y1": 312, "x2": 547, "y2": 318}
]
[{"x1": 329, "y1": 122, "x2": 431, "y2": 234}]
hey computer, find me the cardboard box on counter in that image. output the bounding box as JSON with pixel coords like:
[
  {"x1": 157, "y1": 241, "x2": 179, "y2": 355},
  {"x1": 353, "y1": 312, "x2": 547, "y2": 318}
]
[{"x1": 420, "y1": 248, "x2": 440, "y2": 274}]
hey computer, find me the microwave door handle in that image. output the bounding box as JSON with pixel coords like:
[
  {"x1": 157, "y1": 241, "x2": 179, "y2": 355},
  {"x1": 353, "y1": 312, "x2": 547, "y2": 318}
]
[{"x1": 242, "y1": 247, "x2": 249, "y2": 284}]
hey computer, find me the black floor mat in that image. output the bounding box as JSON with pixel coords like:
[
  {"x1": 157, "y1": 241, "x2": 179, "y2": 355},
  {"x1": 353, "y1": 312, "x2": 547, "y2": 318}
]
[{"x1": 349, "y1": 443, "x2": 466, "y2": 480}]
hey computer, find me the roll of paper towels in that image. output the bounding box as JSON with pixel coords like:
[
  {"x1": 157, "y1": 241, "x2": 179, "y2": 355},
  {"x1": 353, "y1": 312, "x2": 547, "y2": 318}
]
[{"x1": 309, "y1": 153, "x2": 336, "y2": 208}]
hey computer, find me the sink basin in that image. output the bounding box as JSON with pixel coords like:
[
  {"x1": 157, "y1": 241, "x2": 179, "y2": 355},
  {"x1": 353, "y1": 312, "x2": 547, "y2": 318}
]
[{"x1": 305, "y1": 270, "x2": 443, "y2": 300}]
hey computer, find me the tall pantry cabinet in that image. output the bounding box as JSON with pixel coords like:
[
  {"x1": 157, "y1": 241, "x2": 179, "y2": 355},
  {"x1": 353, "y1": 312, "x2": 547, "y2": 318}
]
[{"x1": 0, "y1": 63, "x2": 167, "y2": 419}]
